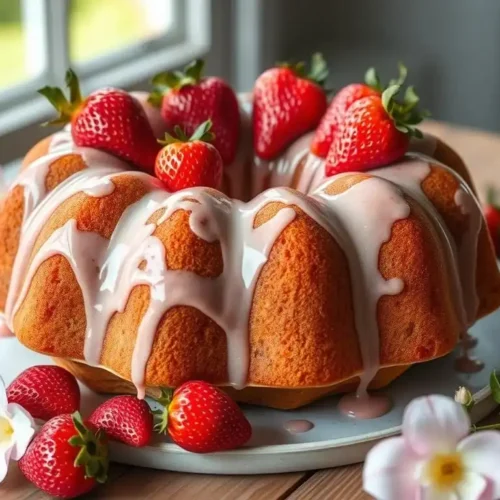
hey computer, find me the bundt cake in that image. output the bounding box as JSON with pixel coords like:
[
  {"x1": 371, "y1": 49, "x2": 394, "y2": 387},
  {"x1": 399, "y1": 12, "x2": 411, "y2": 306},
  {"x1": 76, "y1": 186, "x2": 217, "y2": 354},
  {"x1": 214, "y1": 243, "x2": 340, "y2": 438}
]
[{"x1": 1, "y1": 62, "x2": 499, "y2": 413}]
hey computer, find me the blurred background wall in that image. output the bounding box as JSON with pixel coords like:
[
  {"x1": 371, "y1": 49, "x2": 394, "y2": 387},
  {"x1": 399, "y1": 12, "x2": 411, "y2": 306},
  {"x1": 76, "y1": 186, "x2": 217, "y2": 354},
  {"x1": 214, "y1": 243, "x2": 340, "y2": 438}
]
[{"x1": 237, "y1": 0, "x2": 500, "y2": 132}]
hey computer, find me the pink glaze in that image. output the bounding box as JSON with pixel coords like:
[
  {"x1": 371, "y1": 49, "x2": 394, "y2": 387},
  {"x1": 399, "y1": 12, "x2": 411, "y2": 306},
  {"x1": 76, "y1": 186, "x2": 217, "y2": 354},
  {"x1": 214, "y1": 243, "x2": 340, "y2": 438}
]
[
  {"x1": 2, "y1": 124, "x2": 485, "y2": 419},
  {"x1": 338, "y1": 392, "x2": 392, "y2": 420},
  {"x1": 284, "y1": 420, "x2": 315, "y2": 434},
  {"x1": 252, "y1": 133, "x2": 317, "y2": 197},
  {"x1": 0, "y1": 313, "x2": 12, "y2": 337},
  {"x1": 49, "y1": 125, "x2": 73, "y2": 153},
  {"x1": 315, "y1": 177, "x2": 410, "y2": 396}
]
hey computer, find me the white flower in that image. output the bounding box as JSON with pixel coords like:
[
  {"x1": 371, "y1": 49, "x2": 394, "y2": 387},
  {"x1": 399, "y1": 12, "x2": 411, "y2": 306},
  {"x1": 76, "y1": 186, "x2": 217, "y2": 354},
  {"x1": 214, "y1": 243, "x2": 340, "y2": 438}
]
[
  {"x1": 363, "y1": 394, "x2": 500, "y2": 500},
  {"x1": 0, "y1": 376, "x2": 35, "y2": 482}
]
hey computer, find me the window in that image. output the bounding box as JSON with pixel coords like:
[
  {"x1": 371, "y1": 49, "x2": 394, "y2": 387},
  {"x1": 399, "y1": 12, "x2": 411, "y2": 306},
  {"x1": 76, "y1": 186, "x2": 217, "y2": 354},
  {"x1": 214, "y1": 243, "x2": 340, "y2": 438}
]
[
  {"x1": 0, "y1": 0, "x2": 219, "y2": 165},
  {"x1": 69, "y1": 0, "x2": 175, "y2": 64}
]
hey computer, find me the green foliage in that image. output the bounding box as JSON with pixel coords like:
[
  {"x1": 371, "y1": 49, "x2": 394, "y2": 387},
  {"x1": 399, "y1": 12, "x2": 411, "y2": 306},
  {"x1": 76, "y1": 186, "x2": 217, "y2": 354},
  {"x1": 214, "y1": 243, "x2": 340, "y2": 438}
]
[
  {"x1": 490, "y1": 370, "x2": 500, "y2": 404},
  {"x1": 0, "y1": 1, "x2": 21, "y2": 24}
]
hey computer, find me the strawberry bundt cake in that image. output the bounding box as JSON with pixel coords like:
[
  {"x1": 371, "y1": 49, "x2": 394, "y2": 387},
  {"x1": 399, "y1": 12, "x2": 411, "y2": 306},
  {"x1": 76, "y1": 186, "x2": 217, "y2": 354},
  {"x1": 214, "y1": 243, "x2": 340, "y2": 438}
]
[{"x1": 1, "y1": 59, "x2": 499, "y2": 413}]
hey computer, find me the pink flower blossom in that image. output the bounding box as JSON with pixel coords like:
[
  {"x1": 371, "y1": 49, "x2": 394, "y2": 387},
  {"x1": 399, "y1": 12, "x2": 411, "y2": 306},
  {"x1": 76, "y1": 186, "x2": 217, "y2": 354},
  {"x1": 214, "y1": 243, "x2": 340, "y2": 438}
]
[{"x1": 363, "y1": 394, "x2": 500, "y2": 500}]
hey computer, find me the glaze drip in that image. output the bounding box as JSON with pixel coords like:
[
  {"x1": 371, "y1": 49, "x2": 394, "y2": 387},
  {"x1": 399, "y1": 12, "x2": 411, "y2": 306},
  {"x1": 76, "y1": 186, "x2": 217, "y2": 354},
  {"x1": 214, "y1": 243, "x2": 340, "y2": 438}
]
[
  {"x1": 2, "y1": 116, "x2": 485, "y2": 415},
  {"x1": 284, "y1": 420, "x2": 315, "y2": 434},
  {"x1": 315, "y1": 177, "x2": 410, "y2": 395},
  {"x1": 0, "y1": 312, "x2": 10, "y2": 337}
]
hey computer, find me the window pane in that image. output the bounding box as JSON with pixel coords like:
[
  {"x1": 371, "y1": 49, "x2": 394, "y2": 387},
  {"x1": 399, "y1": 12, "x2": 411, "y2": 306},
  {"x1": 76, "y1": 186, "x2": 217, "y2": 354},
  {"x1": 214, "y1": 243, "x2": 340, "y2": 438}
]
[
  {"x1": 69, "y1": 0, "x2": 174, "y2": 63},
  {"x1": 0, "y1": 0, "x2": 27, "y2": 89}
]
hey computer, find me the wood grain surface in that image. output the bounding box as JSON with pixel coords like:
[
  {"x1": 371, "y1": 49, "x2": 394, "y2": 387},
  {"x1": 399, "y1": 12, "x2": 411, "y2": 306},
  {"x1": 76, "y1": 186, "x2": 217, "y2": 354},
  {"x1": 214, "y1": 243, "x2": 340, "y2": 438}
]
[{"x1": 2, "y1": 121, "x2": 500, "y2": 499}]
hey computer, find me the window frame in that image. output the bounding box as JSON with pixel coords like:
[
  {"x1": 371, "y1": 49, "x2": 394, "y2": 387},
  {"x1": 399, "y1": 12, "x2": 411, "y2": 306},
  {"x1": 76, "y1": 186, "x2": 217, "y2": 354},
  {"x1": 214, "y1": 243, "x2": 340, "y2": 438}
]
[{"x1": 0, "y1": 0, "x2": 215, "y2": 152}]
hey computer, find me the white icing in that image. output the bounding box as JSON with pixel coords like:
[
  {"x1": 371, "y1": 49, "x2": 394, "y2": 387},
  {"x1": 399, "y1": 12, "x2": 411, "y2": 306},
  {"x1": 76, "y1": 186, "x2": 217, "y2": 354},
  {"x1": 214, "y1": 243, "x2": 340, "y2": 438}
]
[
  {"x1": 1, "y1": 104, "x2": 484, "y2": 411},
  {"x1": 295, "y1": 152, "x2": 325, "y2": 194},
  {"x1": 5, "y1": 153, "x2": 132, "y2": 328},
  {"x1": 314, "y1": 177, "x2": 410, "y2": 394},
  {"x1": 252, "y1": 132, "x2": 319, "y2": 197},
  {"x1": 374, "y1": 156, "x2": 482, "y2": 327},
  {"x1": 0, "y1": 312, "x2": 11, "y2": 337},
  {"x1": 49, "y1": 124, "x2": 73, "y2": 153}
]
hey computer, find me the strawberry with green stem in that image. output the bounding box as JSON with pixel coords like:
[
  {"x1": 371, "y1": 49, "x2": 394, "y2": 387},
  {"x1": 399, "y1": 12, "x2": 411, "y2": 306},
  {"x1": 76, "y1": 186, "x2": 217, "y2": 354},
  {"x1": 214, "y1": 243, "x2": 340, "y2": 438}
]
[
  {"x1": 19, "y1": 412, "x2": 108, "y2": 499},
  {"x1": 253, "y1": 53, "x2": 329, "y2": 160},
  {"x1": 154, "y1": 381, "x2": 252, "y2": 454},
  {"x1": 155, "y1": 120, "x2": 223, "y2": 192},
  {"x1": 39, "y1": 69, "x2": 160, "y2": 173},
  {"x1": 150, "y1": 59, "x2": 240, "y2": 165},
  {"x1": 311, "y1": 62, "x2": 409, "y2": 158},
  {"x1": 325, "y1": 84, "x2": 427, "y2": 175}
]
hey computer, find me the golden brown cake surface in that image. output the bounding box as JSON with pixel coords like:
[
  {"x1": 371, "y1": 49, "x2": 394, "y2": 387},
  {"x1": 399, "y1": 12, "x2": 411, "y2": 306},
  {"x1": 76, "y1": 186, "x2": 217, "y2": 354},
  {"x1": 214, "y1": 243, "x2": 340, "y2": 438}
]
[{"x1": 1, "y1": 129, "x2": 499, "y2": 410}]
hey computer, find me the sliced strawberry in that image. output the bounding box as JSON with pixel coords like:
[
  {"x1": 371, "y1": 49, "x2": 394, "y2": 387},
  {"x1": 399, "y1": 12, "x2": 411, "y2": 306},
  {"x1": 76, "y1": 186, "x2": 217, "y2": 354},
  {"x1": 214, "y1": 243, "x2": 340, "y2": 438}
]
[{"x1": 253, "y1": 53, "x2": 328, "y2": 160}]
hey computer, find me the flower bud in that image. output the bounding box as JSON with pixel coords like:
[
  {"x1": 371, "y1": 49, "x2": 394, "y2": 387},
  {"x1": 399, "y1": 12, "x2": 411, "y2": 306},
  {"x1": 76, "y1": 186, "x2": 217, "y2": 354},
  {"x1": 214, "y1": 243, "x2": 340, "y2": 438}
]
[{"x1": 455, "y1": 386, "x2": 474, "y2": 410}]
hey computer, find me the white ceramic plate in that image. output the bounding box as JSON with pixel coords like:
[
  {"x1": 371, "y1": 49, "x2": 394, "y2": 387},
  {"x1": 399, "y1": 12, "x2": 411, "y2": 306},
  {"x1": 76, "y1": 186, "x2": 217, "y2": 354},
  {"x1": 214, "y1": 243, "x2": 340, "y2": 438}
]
[{"x1": 1, "y1": 308, "x2": 499, "y2": 475}]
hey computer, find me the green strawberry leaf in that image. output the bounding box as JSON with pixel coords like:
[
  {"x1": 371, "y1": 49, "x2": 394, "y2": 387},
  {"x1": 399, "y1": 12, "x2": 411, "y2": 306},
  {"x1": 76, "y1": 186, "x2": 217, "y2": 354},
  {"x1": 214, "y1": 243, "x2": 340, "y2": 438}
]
[
  {"x1": 308, "y1": 53, "x2": 329, "y2": 87},
  {"x1": 38, "y1": 68, "x2": 84, "y2": 126},
  {"x1": 382, "y1": 84, "x2": 425, "y2": 138},
  {"x1": 490, "y1": 370, "x2": 500, "y2": 404},
  {"x1": 69, "y1": 412, "x2": 109, "y2": 483},
  {"x1": 190, "y1": 120, "x2": 215, "y2": 142},
  {"x1": 365, "y1": 67, "x2": 383, "y2": 92},
  {"x1": 388, "y1": 62, "x2": 408, "y2": 87}
]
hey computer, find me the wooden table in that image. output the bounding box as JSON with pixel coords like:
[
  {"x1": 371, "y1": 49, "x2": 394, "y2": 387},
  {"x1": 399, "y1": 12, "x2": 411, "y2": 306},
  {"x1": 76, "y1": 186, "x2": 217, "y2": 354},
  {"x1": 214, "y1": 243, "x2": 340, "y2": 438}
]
[{"x1": 2, "y1": 121, "x2": 500, "y2": 499}]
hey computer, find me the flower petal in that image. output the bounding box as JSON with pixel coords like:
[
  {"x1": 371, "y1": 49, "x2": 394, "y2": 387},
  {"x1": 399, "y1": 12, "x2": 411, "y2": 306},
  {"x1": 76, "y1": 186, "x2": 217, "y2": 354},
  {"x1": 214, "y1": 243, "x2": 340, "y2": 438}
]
[
  {"x1": 403, "y1": 395, "x2": 470, "y2": 456},
  {"x1": 459, "y1": 430, "x2": 500, "y2": 498},
  {"x1": 455, "y1": 471, "x2": 487, "y2": 500},
  {"x1": 0, "y1": 442, "x2": 12, "y2": 483},
  {"x1": 7, "y1": 403, "x2": 35, "y2": 461},
  {"x1": 363, "y1": 436, "x2": 421, "y2": 500},
  {"x1": 420, "y1": 487, "x2": 458, "y2": 500},
  {"x1": 0, "y1": 376, "x2": 7, "y2": 409}
]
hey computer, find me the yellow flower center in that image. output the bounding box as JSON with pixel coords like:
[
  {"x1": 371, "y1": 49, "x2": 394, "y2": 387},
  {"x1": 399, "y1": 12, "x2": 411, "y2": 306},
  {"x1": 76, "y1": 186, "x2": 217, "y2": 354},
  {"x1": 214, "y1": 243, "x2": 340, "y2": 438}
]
[
  {"x1": 0, "y1": 416, "x2": 14, "y2": 444},
  {"x1": 425, "y1": 452, "x2": 464, "y2": 491}
]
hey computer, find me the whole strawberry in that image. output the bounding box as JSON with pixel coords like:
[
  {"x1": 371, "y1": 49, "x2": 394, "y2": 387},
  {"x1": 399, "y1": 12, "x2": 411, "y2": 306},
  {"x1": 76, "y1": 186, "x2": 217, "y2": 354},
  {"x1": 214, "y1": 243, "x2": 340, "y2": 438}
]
[
  {"x1": 484, "y1": 188, "x2": 500, "y2": 256},
  {"x1": 155, "y1": 120, "x2": 223, "y2": 191},
  {"x1": 7, "y1": 365, "x2": 80, "y2": 421},
  {"x1": 325, "y1": 84, "x2": 425, "y2": 175},
  {"x1": 88, "y1": 395, "x2": 153, "y2": 448},
  {"x1": 311, "y1": 63, "x2": 408, "y2": 158},
  {"x1": 155, "y1": 381, "x2": 252, "y2": 453},
  {"x1": 150, "y1": 59, "x2": 240, "y2": 165},
  {"x1": 39, "y1": 69, "x2": 160, "y2": 173},
  {"x1": 19, "y1": 412, "x2": 108, "y2": 499},
  {"x1": 253, "y1": 53, "x2": 328, "y2": 160}
]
